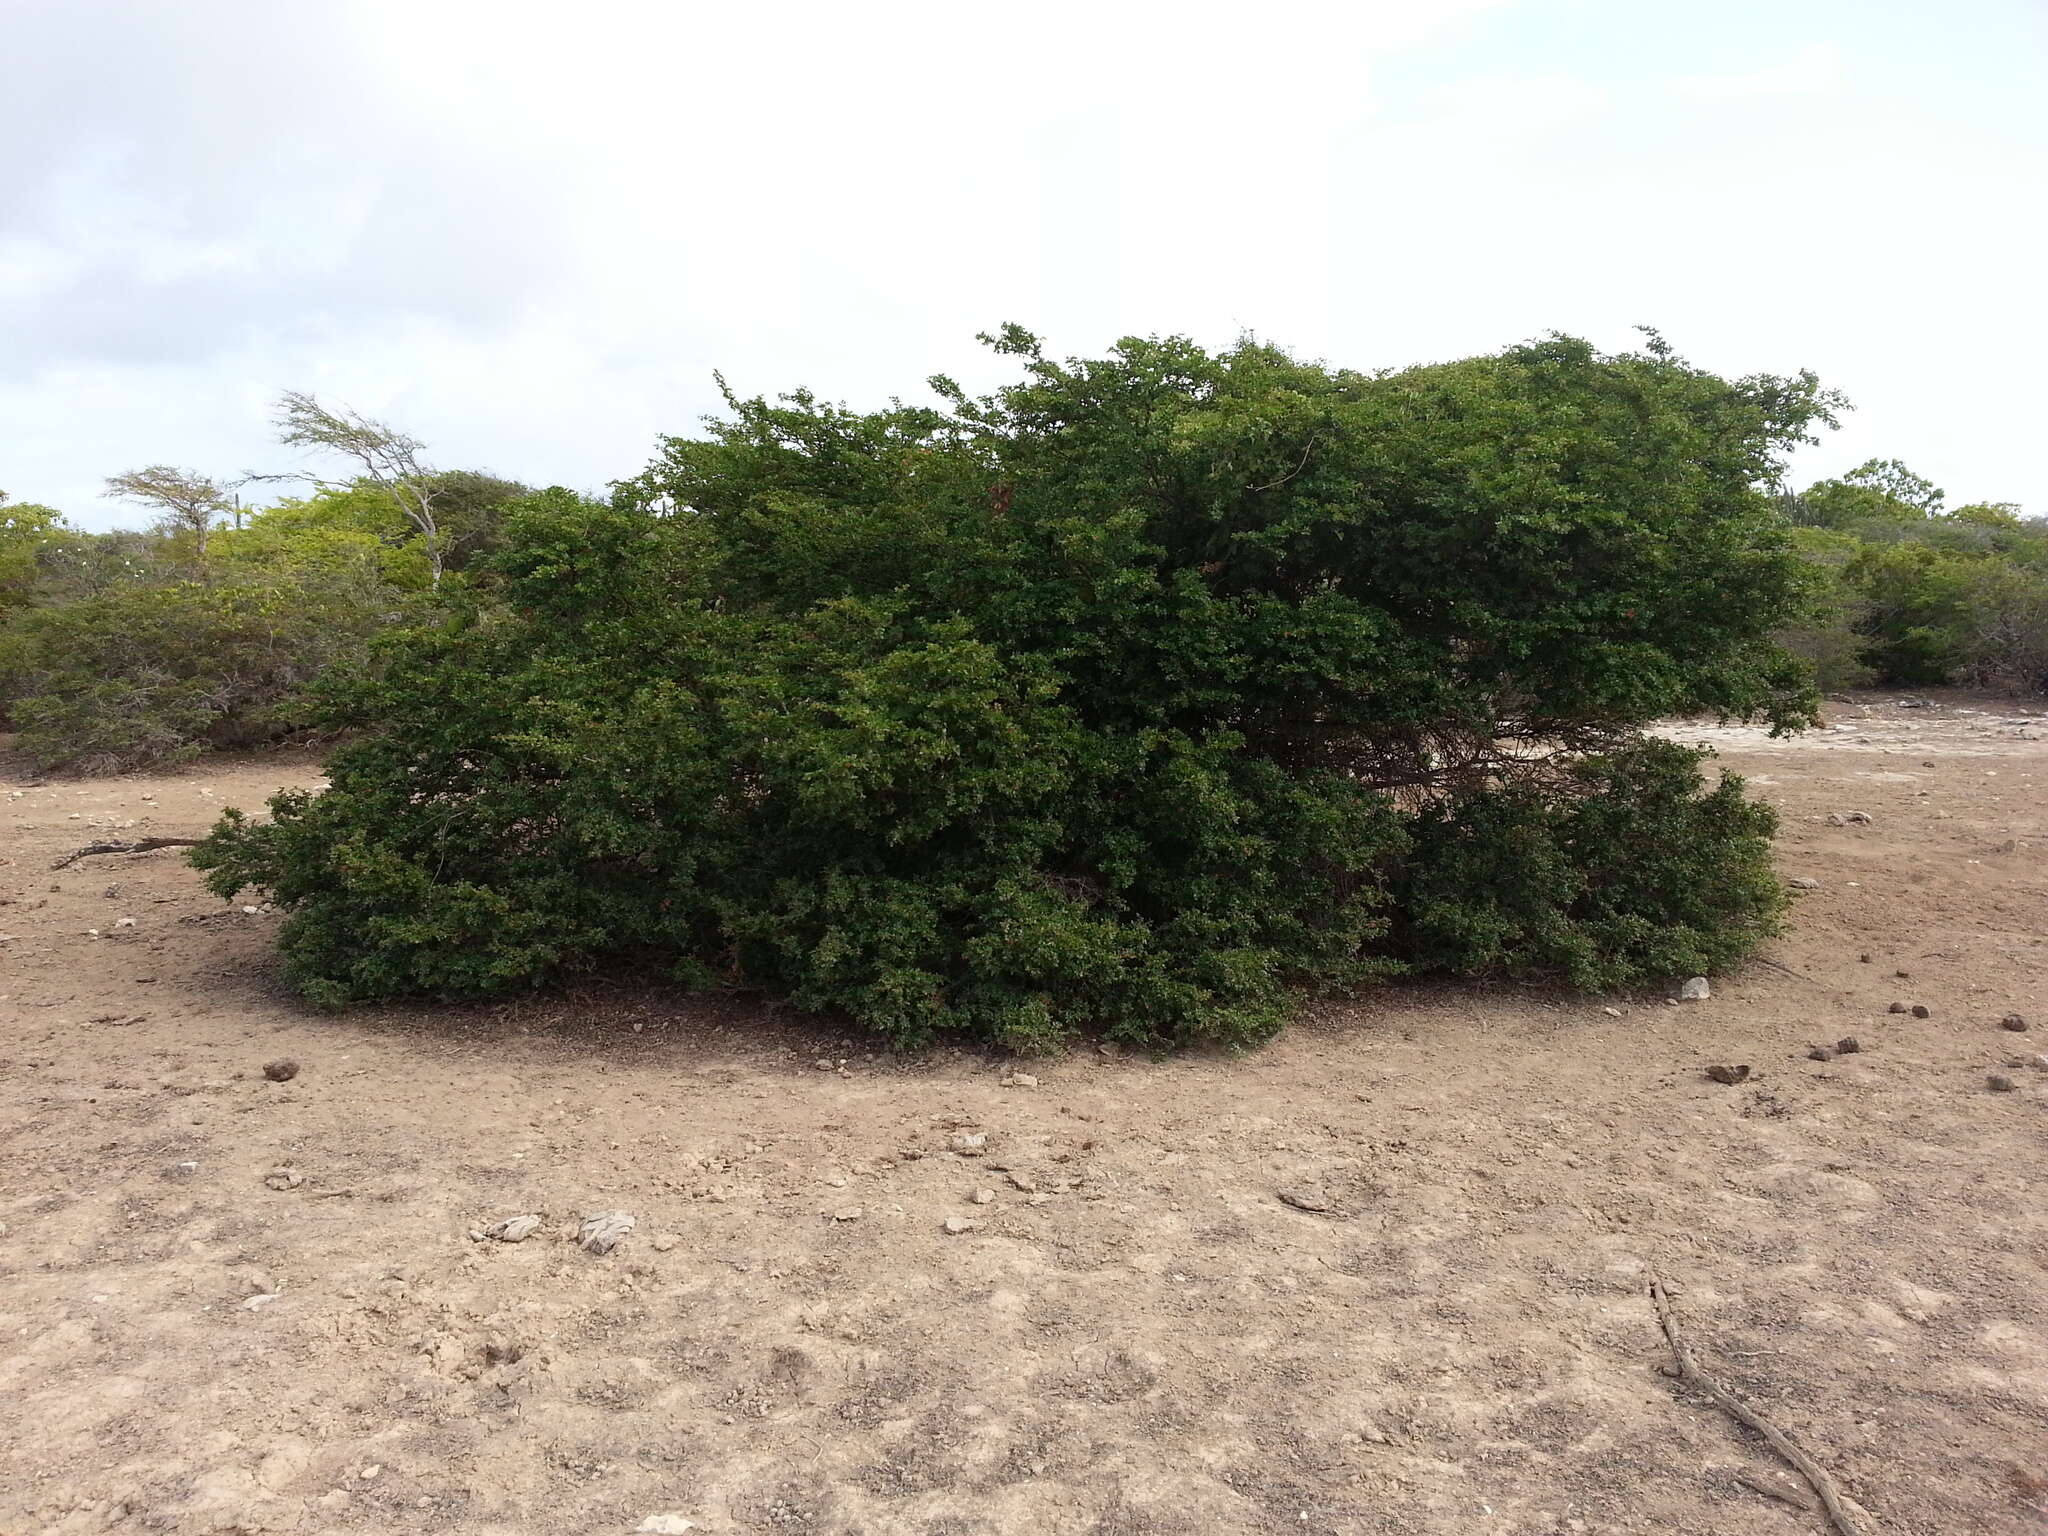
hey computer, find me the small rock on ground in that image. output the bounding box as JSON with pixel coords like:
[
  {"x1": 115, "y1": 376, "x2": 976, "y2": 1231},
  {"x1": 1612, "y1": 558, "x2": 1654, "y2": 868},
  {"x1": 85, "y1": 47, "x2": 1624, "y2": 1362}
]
[
  {"x1": 942, "y1": 1216, "x2": 981, "y2": 1235},
  {"x1": 1679, "y1": 977, "x2": 1711, "y2": 1001},
  {"x1": 577, "y1": 1211, "x2": 635, "y2": 1254},
  {"x1": 262, "y1": 1059, "x2": 299, "y2": 1082},
  {"x1": 2001, "y1": 1014, "x2": 2030, "y2": 1032},
  {"x1": 637, "y1": 1516, "x2": 697, "y2": 1534},
  {"x1": 1278, "y1": 1188, "x2": 1331, "y2": 1213},
  {"x1": 1704, "y1": 1064, "x2": 1751, "y2": 1085},
  {"x1": 479, "y1": 1214, "x2": 542, "y2": 1243},
  {"x1": 1836, "y1": 1036, "x2": 1862, "y2": 1054},
  {"x1": 1987, "y1": 1074, "x2": 2018, "y2": 1093},
  {"x1": 1788, "y1": 878, "x2": 1821, "y2": 890},
  {"x1": 1808, "y1": 1047, "x2": 1835, "y2": 1062},
  {"x1": 1912, "y1": 1005, "x2": 1931, "y2": 1019}
]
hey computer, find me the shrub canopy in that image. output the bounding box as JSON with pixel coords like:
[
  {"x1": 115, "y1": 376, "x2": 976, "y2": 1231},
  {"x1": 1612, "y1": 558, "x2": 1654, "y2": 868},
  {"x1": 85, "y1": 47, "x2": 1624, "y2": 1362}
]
[{"x1": 196, "y1": 330, "x2": 1828, "y2": 1047}]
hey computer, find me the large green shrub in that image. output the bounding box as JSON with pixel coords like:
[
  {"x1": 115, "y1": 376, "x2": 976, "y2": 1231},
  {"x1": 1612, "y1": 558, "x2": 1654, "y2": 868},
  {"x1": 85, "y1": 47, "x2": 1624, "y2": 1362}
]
[{"x1": 195, "y1": 332, "x2": 1829, "y2": 1048}]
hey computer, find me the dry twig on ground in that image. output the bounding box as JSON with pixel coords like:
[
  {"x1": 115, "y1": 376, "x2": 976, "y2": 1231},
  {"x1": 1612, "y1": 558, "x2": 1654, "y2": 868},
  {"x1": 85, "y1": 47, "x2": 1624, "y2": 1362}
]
[
  {"x1": 1647, "y1": 1269, "x2": 1874, "y2": 1536},
  {"x1": 51, "y1": 837, "x2": 204, "y2": 870}
]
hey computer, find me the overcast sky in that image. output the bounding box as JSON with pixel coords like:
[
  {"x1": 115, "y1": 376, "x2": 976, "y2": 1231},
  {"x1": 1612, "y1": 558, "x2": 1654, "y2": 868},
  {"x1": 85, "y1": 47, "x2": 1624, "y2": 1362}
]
[{"x1": 6, "y1": 0, "x2": 2043, "y2": 529}]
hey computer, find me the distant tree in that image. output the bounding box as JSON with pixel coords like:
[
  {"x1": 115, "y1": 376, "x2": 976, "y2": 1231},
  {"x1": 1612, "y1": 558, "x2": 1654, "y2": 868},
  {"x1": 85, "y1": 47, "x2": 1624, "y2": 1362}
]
[
  {"x1": 424, "y1": 470, "x2": 533, "y2": 573},
  {"x1": 1790, "y1": 458, "x2": 1944, "y2": 531},
  {"x1": 265, "y1": 391, "x2": 454, "y2": 583},
  {"x1": 1949, "y1": 501, "x2": 2024, "y2": 529},
  {"x1": 1843, "y1": 457, "x2": 1945, "y2": 515},
  {"x1": 1, "y1": 493, "x2": 68, "y2": 610},
  {"x1": 103, "y1": 466, "x2": 233, "y2": 568}
]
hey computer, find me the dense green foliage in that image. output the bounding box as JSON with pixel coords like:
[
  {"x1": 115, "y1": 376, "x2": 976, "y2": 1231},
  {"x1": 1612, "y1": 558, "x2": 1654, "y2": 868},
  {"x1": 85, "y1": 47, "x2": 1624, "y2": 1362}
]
[
  {"x1": 195, "y1": 331, "x2": 1826, "y2": 1048},
  {"x1": 1390, "y1": 737, "x2": 1784, "y2": 988},
  {"x1": 1780, "y1": 460, "x2": 2048, "y2": 691},
  {"x1": 0, "y1": 472, "x2": 528, "y2": 772}
]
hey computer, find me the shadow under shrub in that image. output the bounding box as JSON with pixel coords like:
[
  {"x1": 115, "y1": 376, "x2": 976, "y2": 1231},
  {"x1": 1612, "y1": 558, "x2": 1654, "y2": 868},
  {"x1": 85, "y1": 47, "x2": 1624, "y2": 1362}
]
[
  {"x1": 193, "y1": 330, "x2": 1827, "y2": 1049},
  {"x1": 1387, "y1": 738, "x2": 1785, "y2": 989}
]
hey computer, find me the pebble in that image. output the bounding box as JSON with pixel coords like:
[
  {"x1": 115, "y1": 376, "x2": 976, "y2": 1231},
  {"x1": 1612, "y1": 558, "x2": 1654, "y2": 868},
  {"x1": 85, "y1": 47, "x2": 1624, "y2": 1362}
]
[
  {"x1": 830, "y1": 1206, "x2": 862, "y2": 1222},
  {"x1": 949, "y1": 1132, "x2": 988, "y2": 1157},
  {"x1": 1987, "y1": 1073, "x2": 2018, "y2": 1093},
  {"x1": 1704, "y1": 1064, "x2": 1750, "y2": 1085},
  {"x1": 636, "y1": 1516, "x2": 697, "y2": 1534},
  {"x1": 1678, "y1": 977, "x2": 1711, "y2": 1001},
  {"x1": 970, "y1": 1188, "x2": 995, "y2": 1205},
  {"x1": 1807, "y1": 1047, "x2": 1835, "y2": 1062},
  {"x1": 1006, "y1": 1171, "x2": 1039, "y2": 1194},
  {"x1": 1835, "y1": 1036, "x2": 1862, "y2": 1055},
  {"x1": 360, "y1": 1466, "x2": 382, "y2": 1481},
  {"x1": 1788, "y1": 878, "x2": 1821, "y2": 890},
  {"x1": 577, "y1": 1211, "x2": 635, "y2": 1254},
  {"x1": 262, "y1": 1059, "x2": 300, "y2": 1082},
  {"x1": 942, "y1": 1217, "x2": 981, "y2": 1235},
  {"x1": 263, "y1": 1167, "x2": 304, "y2": 1191},
  {"x1": 1601, "y1": 1006, "x2": 1622, "y2": 1018},
  {"x1": 1887, "y1": 1002, "x2": 1908, "y2": 1014},
  {"x1": 479, "y1": 1214, "x2": 542, "y2": 1243},
  {"x1": 1003, "y1": 1073, "x2": 1039, "y2": 1088},
  {"x1": 1911, "y1": 1005, "x2": 1931, "y2": 1019},
  {"x1": 2000, "y1": 1014, "x2": 2030, "y2": 1032},
  {"x1": 652, "y1": 1234, "x2": 677, "y2": 1252},
  {"x1": 1278, "y1": 1188, "x2": 1331, "y2": 1213}
]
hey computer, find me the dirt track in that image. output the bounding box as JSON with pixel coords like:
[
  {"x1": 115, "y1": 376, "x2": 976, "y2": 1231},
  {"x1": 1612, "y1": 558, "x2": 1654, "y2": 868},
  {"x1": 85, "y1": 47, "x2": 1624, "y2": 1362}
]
[{"x1": 2, "y1": 691, "x2": 2044, "y2": 1535}]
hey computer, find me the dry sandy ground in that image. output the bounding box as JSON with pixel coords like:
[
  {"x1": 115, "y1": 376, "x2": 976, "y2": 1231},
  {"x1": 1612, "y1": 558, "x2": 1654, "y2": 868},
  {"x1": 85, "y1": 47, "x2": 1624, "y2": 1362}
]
[{"x1": 2, "y1": 691, "x2": 2044, "y2": 1536}]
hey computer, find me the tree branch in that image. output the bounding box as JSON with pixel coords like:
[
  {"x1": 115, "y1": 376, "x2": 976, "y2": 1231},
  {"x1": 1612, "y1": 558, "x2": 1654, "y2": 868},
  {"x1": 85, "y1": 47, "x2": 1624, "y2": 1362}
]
[{"x1": 1647, "y1": 1270, "x2": 1875, "y2": 1536}]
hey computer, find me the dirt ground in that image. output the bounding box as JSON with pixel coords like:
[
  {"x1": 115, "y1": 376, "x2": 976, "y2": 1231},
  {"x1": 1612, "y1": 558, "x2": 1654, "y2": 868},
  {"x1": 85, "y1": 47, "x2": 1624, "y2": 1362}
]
[{"x1": 2, "y1": 690, "x2": 2044, "y2": 1536}]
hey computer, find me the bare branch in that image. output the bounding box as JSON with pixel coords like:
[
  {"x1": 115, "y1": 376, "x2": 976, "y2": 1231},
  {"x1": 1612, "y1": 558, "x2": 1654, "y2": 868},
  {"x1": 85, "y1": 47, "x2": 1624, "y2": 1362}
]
[{"x1": 52, "y1": 836, "x2": 206, "y2": 870}]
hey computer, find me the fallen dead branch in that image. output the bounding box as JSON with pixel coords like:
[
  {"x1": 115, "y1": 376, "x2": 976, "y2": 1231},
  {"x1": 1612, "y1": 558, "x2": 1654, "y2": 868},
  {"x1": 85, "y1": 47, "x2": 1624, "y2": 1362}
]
[
  {"x1": 51, "y1": 837, "x2": 204, "y2": 870},
  {"x1": 1750, "y1": 954, "x2": 1828, "y2": 989},
  {"x1": 1647, "y1": 1269, "x2": 1874, "y2": 1536},
  {"x1": 1738, "y1": 1472, "x2": 1819, "y2": 1511}
]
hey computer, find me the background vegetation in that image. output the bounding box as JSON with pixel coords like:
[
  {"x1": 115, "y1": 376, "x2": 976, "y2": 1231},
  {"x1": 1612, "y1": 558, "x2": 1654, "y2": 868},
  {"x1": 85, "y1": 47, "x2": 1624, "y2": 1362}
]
[
  {"x1": 1778, "y1": 458, "x2": 2048, "y2": 692},
  {"x1": 0, "y1": 398, "x2": 530, "y2": 773}
]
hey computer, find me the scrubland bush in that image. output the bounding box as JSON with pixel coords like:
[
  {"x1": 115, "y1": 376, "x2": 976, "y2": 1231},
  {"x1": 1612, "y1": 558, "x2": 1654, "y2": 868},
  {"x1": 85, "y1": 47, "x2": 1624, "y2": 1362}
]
[{"x1": 195, "y1": 331, "x2": 1824, "y2": 1047}]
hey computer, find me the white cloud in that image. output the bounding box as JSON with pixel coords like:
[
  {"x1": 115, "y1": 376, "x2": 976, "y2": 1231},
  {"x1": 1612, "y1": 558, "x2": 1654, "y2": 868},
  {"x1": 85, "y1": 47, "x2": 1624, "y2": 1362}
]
[
  {"x1": 2, "y1": 1, "x2": 2041, "y2": 527},
  {"x1": 1678, "y1": 42, "x2": 1841, "y2": 99}
]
